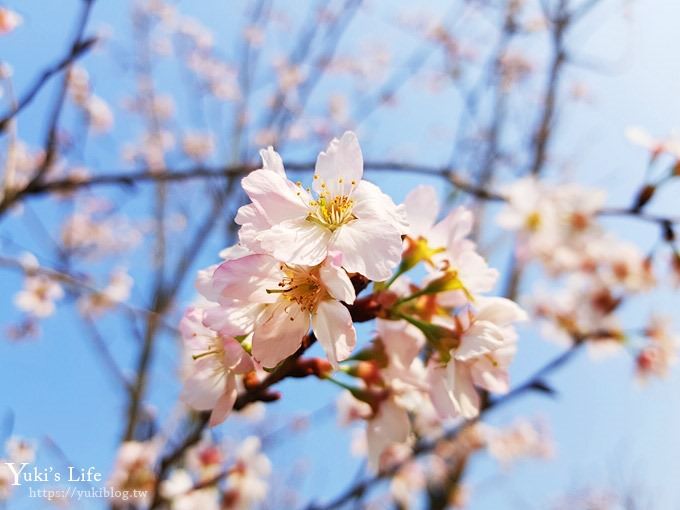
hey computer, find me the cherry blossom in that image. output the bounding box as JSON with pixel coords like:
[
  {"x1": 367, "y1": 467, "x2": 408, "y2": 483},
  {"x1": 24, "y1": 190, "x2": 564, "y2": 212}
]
[
  {"x1": 402, "y1": 185, "x2": 498, "y2": 303},
  {"x1": 108, "y1": 441, "x2": 157, "y2": 506},
  {"x1": 235, "y1": 132, "x2": 407, "y2": 281},
  {"x1": 14, "y1": 275, "x2": 64, "y2": 318},
  {"x1": 427, "y1": 298, "x2": 527, "y2": 419},
  {"x1": 636, "y1": 316, "x2": 679, "y2": 380},
  {"x1": 223, "y1": 437, "x2": 271, "y2": 510},
  {"x1": 180, "y1": 306, "x2": 254, "y2": 426},
  {"x1": 78, "y1": 268, "x2": 133, "y2": 315},
  {"x1": 160, "y1": 469, "x2": 219, "y2": 510},
  {"x1": 0, "y1": 8, "x2": 21, "y2": 35},
  {"x1": 206, "y1": 252, "x2": 356, "y2": 368}
]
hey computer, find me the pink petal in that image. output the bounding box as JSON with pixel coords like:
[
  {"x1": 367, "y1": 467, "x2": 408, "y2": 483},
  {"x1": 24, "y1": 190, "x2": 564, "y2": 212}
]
[
  {"x1": 209, "y1": 375, "x2": 238, "y2": 427},
  {"x1": 319, "y1": 257, "x2": 355, "y2": 304},
  {"x1": 330, "y1": 219, "x2": 402, "y2": 281},
  {"x1": 241, "y1": 169, "x2": 308, "y2": 224},
  {"x1": 313, "y1": 132, "x2": 363, "y2": 197},
  {"x1": 427, "y1": 361, "x2": 480, "y2": 419},
  {"x1": 212, "y1": 254, "x2": 280, "y2": 304},
  {"x1": 202, "y1": 302, "x2": 262, "y2": 337},
  {"x1": 312, "y1": 300, "x2": 356, "y2": 368},
  {"x1": 259, "y1": 147, "x2": 285, "y2": 175},
  {"x1": 404, "y1": 185, "x2": 439, "y2": 238},
  {"x1": 235, "y1": 203, "x2": 271, "y2": 250},
  {"x1": 258, "y1": 218, "x2": 331, "y2": 267},
  {"x1": 252, "y1": 302, "x2": 310, "y2": 368}
]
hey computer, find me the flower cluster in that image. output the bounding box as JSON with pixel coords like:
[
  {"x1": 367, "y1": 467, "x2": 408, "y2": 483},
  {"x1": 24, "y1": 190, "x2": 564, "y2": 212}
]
[
  {"x1": 182, "y1": 132, "x2": 527, "y2": 472},
  {"x1": 108, "y1": 435, "x2": 270, "y2": 510},
  {"x1": 497, "y1": 175, "x2": 676, "y2": 378}
]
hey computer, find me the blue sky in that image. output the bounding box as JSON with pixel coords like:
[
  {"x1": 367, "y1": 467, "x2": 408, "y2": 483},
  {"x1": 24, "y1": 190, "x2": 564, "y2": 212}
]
[{"x1": 1, "y1": 0, "x2": 680, "y2": 509}]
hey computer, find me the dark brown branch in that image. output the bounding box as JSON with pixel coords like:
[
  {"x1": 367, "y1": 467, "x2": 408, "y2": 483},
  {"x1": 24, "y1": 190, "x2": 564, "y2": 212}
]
[
  {"x1": 0, "y1": 0, "x2": 97, "y2": 215},
  {"x1": 15, "y1": 161, "x2": 503, "y2": 200},
  {"x1": 15, "y1": 161, "x2": 679, "y2": 228},
  {"x1": 528, "y1": 0, "x2": 569, "y2": 176},
  {"x1": 0, "y1": 38, "x2": 96, "y2": 133}
]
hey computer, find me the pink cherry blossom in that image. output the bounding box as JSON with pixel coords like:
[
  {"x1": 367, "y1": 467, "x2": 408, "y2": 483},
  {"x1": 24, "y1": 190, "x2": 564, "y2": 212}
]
[
  {"x1": 403, "y1": 185, "x2": 498, "y2": 304},
  {"x1": 236, "y1": 132, "x2": 407, "y2": 281},
  {"x1": 636, "y1": 316, "x2": 679, "y2": 380},
  {"x1": 0, "y1": 8, "x2": 21, "y2": 35},
  {"x1": 427, "y1": 297, "x2": 527, "y2": 419},
  {"x1": 208, "y1": 252, "x2": 357, "y2": 368},
  {"x1": 224, "y1": 437, "x2": 271, "y2": 510},
  {"x1": 180, "y1": 306, "x2": 254, "y2": 427},
  {"x1": 14, "y1": 275, "x2": 64, "y2": 318},
  {"x1": 366, "y1": 397, "x2": 411, "y2": 471}
]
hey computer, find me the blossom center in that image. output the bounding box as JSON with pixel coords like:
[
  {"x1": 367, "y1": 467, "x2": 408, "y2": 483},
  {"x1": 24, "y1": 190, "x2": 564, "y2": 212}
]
[
  {"x1": 525, "y1": 211, "x2": 542, "y2": 231},
  {"x1": 268, "y1": 265, "x2": 325, "y2": 313},
  {"x1": 191, "y1": 338, "x2": 227, "y2": 375},
  {"x1": 302, "y1": 178, "x2": 358, "y2": 231}
]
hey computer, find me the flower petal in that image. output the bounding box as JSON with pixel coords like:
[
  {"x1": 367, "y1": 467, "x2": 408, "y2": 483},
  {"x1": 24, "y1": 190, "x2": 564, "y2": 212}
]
[
  {"x1": 209, "y1": 375, "x2": 238, "y2": 427},
  {"x1": 252, "y1": 302, "x2": 310, "y2": 368},
  {"x1": 211, "y1": 254, "x2": 280, "y2": 304},
  {"x1": 314, "y1": 131, "x2": 363, "y2": 197},
  {"x1": 319, "y1": 256, "x2": 355, "y2": 304},
  {"x1": 366, "y1": 398, "x2": 410, "y2": 471},
  {"x1": 352, "y1": 180, "x2": 408, "y2": 233},
  {"x1": 235, "y1": 203, "x2": 271, "y2": 250},
  {"x1": 181, "y1": 367, "x2": 224, "y2": 411},
  {"x1": 312, "y1": 300, "x2": 356, "y2": 368},
  {"x1": 475, "y1": 297, "x2": 528, "y2": 326},
  {"x1": 404, "y1": 185, "x2": 439, "y2": 238},
  {"x1": 241, "y1": 169, "x2": 308, "y2": 224},
  {"x1": 427, "y1": 361, "x2": 480, "y2": 419},
  {"x1": 258, "y1": 218, "x2": 331, "y2": 267},
  {"x1": 330, "y1": 219, "x2": 402, "y2": 281},
  {"x1": 259, "y1": 146, "x2": 285, "y2": 176},
  {"x1": 456, "y1": 321, "x2": 505, "y2": 361}
]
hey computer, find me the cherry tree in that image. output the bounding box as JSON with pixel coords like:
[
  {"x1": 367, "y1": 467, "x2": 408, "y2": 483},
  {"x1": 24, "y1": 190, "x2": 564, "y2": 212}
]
[{"x1": 0, "y1": 0, "x2": 677, "y2": 509}]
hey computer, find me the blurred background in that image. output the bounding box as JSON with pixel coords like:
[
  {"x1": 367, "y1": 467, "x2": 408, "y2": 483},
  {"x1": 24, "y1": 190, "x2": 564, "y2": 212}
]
[{"x1": 1, "y1": 0, "x2": 680, "y2": 508}]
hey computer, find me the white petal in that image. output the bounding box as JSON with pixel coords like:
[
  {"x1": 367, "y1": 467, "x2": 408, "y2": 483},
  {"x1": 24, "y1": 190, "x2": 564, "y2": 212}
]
[
  {"x1": 259, "y1": 146, "x2": 285, "y2": 175},
  {"x1": 456, "y1": 321, "x2": 505, "y2": 361},
  {"x1": 319, "y1": 256, "x2": 355, "y2": 304},
  {"x1": 258, "y1": 218, "x2": 331, "y2": 267},
  {"x1": 404, "y1": 185, "x2": 439, "y2": 237},
  {"x1": 330, "y1": 219, "x2": 402, "y2": 281},
  {"x1": 235, "y1": 203, "x2": 271, "y2": 251},
  {"x1": 426, "y1": 207, "x2": 474, "y2": 255},
  {"x1": 209, "y1": 375, "x2": 238, "y2": 427},
  {"x1": 211, "y1": 254, "x2": 280, "y2": 304},
  {"x1": 312, "y1": 300, "x2": 356, "y2": 368},
  {"x1": 241, "y1": 169, "x2": 308, "y2": 224},
  {"x1": 471, "y1": 358, "x2": 511, "y2": 394},
  {"x1": 366, "y1": 399, "x2": 410, "y2": 471},
  {"x1": 352, "y1": 180, "x2": 409, "y2": 234},
  {"x1": 475, "y1": 297, "x2": 528, "y2": 326},
  {"x1": 181, "y1": 368, "x2": 224, "y2": 411},
  {"x1": 252, "y1": 302, "x2": 310, "y2": 368},
  {"x1": 427, "y1": 361, "x2": 480, "y2": 420},
  {"x1": 314, "y1": 131, "x2": 363, "y2": 196}
]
